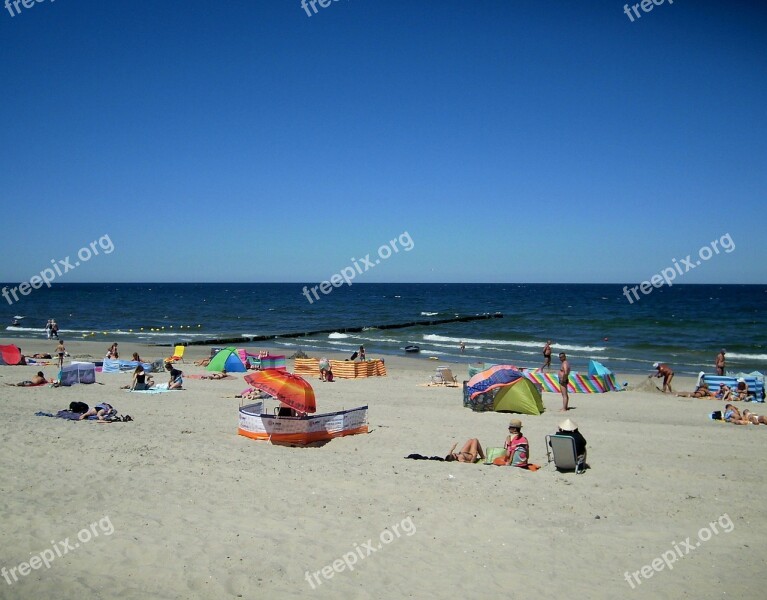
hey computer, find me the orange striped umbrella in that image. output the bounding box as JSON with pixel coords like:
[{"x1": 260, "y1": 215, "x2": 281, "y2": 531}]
[{"x1": 244, "y1": 370, "x2": 317, "y2": 414}]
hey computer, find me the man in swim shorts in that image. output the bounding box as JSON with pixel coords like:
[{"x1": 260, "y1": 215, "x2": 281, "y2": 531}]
[
  {"x1": 650, "y1": 362, "x2": 674, "y2": 393},
  {"x1": 558, "y1": 353, "x2": 571, "y2": 411}
]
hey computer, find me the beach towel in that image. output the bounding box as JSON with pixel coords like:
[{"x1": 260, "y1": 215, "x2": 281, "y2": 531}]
[{"x1": 126, "y1": 384, "x2": 177, "y2": 394}]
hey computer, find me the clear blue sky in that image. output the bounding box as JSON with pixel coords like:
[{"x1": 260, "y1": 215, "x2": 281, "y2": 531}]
[{"x1": 1, "y1": 0, "x2": 765, "y2": 284}]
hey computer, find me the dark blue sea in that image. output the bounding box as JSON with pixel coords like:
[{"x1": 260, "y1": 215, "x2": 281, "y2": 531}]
[{"x1": 2, "y1": 283, "x2": 765, "y2": 376}]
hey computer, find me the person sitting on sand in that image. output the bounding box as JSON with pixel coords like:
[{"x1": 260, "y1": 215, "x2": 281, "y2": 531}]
[
  {"x1": 201, "y1": 370, "x2": 227, "y2": 380},
  {"x1": 131, "y1": 365, "x2": 154, "y2": 390},
  {"x1": 5, "y1": 371, "x2": 48, "y2": 386},
  {"x1": 496, "y1": 419, "x2": 529, "y2": 467},
  {"x1": 716, "y1": 383, "x2": 733, "y2": 401},
  {"x1": 194, "y1": 358, "x2": 211, "y2": 367},
  {"x1": 650, "y1": 362, "x2": 674, "y2": 393},
  {"x1": 735, "y1": 378, "x2": 751, "y2": 401},
  {"x1": 131, "y1": 352, "x2": 145, "y2": 363},
  {"x1": 445, "y1": 438, "x2": 485, "y2": 463},
  {"x1": 166, "y1": 362, "x2": 183, "y2": 389},
  {"x1": 319, "y1": 358, "x2": 331, "y2": 382},
  {"x1": 676, "y1": 383, "x2": 717, "y2": 398},
  {"x1": 106, "y1": 343, "x2": 119, "y2": 359}
]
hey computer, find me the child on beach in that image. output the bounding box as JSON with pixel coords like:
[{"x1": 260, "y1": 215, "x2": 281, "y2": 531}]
[{"x1": 55, "y1": 340, "x2": 66, "y2": 369}]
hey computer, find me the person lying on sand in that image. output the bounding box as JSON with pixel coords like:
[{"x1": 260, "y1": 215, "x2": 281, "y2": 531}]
[
  {"x1": 78, "y1": 402, "x2": 125, "y2": 422},
  {"x1": 445, "y1": 438, "x2": 485, "y2": 463},
  {"x1": 29, "y1": 353, "x2": 52, "y2": 359},
  {"x1": 5, "y1": 371, "x2": 49, "y2": 386},
  {"x1": 742, "y1": 408, "x2": 767, "y2": 425},
  {"x1": 201, "y1": 370, "x2": 227, "y2": 380},
  {"x1": 676, "y1": 383, "x2": 717, "y2": 398},
  {"x1": 720, "y1": 404, "x2": 756, "y2": 425},
  {"x1": 194, "y1": 358, "x2": 211, "y2": 366}
]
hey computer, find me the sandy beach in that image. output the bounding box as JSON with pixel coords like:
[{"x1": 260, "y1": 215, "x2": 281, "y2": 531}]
[{"x1": 0, "y1": 340, "x2": 764, "y2": 599}]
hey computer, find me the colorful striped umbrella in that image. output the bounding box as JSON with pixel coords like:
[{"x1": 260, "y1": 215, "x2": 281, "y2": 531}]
[{"x1": 244, "y1": 370, "x2": 317, "y2": 414}]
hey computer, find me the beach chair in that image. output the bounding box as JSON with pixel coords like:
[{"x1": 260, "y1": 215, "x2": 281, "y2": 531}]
[
  {"x1": 431, "y1": 366, "x2": 458, "y2": 386},
  {"x1": 545, "y1": 435, "x2": 586, "y2": 474},
  {"x1": 167, "y1": 345, "x2": 185, "y2": 363}
]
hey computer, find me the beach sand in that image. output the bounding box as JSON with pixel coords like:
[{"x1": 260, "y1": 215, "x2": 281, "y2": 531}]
[{"x1": 0, "y1": 340, "x2": 764, "y2": 599}]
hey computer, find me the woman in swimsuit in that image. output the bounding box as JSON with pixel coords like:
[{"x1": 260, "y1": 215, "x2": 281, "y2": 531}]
[
  {"x1": 723, "y1": 404, "x2": 752, "y2": 425},
  {"x1": 445, "y1": 438, "x2": 485, "y2": 463},
  {"x1": 742, "y1": 409, "x2": 767, "y2": 425},
  {"x1": 130, "y1": 365, "x2": 154, "y2": 390},
  {"x1": 55, "y1": 340, "x2": 66, "y2": 369}
]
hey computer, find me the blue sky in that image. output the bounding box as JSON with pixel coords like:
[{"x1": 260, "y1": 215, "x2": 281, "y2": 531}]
[{"x1": 1, "y1": 0, "x2": 765, "y2": 284}]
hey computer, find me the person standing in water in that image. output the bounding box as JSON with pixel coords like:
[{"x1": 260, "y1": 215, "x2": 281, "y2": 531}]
[{"x1": 541, "y1": 340, "x2": 552, "y2": 371}]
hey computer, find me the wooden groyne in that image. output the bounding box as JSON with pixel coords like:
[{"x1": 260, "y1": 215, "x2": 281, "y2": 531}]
[{"x1": 183, "y1": 312, "x2": 503, "y2": 347}]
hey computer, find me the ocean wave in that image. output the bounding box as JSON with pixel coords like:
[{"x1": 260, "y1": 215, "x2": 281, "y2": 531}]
[
  {"x1": 328, "y1": 332, "x2": 351, "y2": 339},
  {"x1": 420, "y1": 312, "x2": 439, "y2": 316},
  {"x1": 422, "y1": 334, "x2": 605, "y2": 353},
  {"x1": 727, "y1": 352, "x2": 767, "y2": 361}
]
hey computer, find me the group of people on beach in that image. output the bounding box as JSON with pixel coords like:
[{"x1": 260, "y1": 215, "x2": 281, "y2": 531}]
[
  {"x1": 444, "y1": 418, "x2": 587, "y2": 470},
  {"x1": 649, "y1": 349, "x2": 736, "y2": 395}
]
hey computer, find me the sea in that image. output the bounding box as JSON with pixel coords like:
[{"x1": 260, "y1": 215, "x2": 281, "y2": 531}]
[{"x1": 2, "y1": 283, "x2": 765, "y2": 377}]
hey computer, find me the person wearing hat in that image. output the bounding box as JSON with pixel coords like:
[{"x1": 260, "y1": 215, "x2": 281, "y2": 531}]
[
  {"x1": 649, "y1": 362, "x2": 674, "y2": 393},
  {"x1": 502, "y1": 419, "x2": 529, "y2": 467},
  {"x1": 715, "y1": 349, "x2": 726, "y2": 376},
  {"x1": 555, "y1": 419, "x2": 587, "y2": 460}
]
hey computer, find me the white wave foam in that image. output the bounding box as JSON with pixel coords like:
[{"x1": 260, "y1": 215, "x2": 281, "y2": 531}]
[
  {"x1": 420, "y1": 312, "x2": 439, "y2": 316},
  {"x1": 422, "y1": 334, "x2": 605, "y2": 353},
  {"x1": 328, "y1": 332, "x2": 351, "y2": 339},
  {"x1": 728, "y1": 352, "x2": 767, "y2": 361}
]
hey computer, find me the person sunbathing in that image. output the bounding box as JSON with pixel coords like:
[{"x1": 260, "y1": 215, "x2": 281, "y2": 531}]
[
  {"x1": 79, "y1": 402, "x2": 118, "y2": 421},
  {"x1": 194, "y1": 358, "x2": 211, "y2": 366},
  {"x1": 201, "y1": 370, "x2": 228, "y2": 380},
  {"x1": 29, "y1": 353, "x2": 52, "y2": 359},
  {"x1": 445, "y1": 438, "x2": 485, "y2": 463},
  {"x1": 742, "y1": 409, "x2": 767, "y2": 425},
  {"x1": 676, "y1": 384, "x2": 716, "y2": 398},
  {"x1": 5, "y1": 371, "x2": 48, "y2": 386},
  {"x1": 722, "y1": 404, "x2": 752, "y2": 425}
]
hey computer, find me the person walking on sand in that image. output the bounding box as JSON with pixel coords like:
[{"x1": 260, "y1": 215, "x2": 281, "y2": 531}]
[
  {"x1": 541, "y1": 340, "x2": 552, "y2": 371},
  {"x1": 650, "y1": 362, "x2": 674, "y2": 393},
  {"x1": 55, "y1": 340, "x2": 66, "y2": 370},
  {"x1": 715, "y1": 349, "x2": 726, "y2": 376},
  {"x1": 558, "y1": 352, "x2": 571, "y2": 411}
]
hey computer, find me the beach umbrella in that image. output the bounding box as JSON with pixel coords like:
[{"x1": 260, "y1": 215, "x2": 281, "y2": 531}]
[
  {"x1": 466, "y1": 365, "x2": 525, "y2": 399},
  {"x1": 244, "y1": 370, "x2": 317, "y2": 414}
]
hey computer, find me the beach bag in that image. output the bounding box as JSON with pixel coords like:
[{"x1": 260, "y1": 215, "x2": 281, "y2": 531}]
[{"x1": 484, "y1": 447, "x2": 506, "y2": 465}]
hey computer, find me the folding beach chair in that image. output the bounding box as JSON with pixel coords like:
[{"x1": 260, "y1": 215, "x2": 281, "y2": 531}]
[
  {"x1": 167, "y1": 344, "x2": 185, "y2": 363},
  {"x1": 545, "y1": 434, "x2": 586, "y2": 474},
  {"x1": 431, "y1": 366, "x2": 458, "y2": 386}
]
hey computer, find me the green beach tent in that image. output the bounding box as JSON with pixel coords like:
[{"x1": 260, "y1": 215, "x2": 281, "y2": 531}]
[
  {"x1": 207, "y1": 347, "x2": 247, "y2": 373},
  {"x1": 492, "y1": 379, "x2": 545, "y2": 416}
]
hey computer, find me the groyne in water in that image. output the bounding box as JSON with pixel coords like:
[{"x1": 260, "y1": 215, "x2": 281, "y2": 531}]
[{"x1": 182, "y1": 312, "x2": 503, "y2": 347}]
